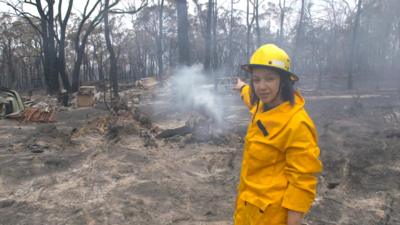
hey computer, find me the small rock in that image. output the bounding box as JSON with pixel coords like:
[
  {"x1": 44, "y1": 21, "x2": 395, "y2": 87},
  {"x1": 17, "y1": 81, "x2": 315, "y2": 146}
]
[
  {"x1": 0, "y1": 199, "x2": 15, "y2": 208},
  {"x1": 28, "y1": 144, "x2": 44, "y2": 153}
]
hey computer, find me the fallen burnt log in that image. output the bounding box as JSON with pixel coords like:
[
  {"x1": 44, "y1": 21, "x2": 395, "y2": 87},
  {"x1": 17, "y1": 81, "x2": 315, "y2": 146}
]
[
  {"x1": 156, "y1": 117, "x2": 243, "y2": 146},
  {"x1": 156, "y1": 125, "x2": 192, "y2": 138},
  {"x1": 383, "y1": 129, "x2": 400, "y2": 138},
  {"x1": 156, "y1": 106, "x2": 216, "y2": 140}
]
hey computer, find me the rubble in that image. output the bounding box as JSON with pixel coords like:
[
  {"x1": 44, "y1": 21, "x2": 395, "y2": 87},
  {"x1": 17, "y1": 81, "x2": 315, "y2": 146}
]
[
  {"x1": 71, "y1": 108, "x2": 159, "y2": 147},
  {"x1": 135, "y1": 77, "x2": 158, "y2": 90},
  {"x1": 0, "y1": 87, "x2": 56, "y2": 122},
  {"x1": 0, "y1": 87, "x2": 25, "y2": 118},
  {"x1": 22, "y1": 107, "x2": 56, "y2": 123}
]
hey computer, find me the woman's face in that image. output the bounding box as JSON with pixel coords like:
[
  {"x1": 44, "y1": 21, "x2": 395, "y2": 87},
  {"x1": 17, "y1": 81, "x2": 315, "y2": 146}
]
[{"x1": 252, "y1": 68, "x2": 283, "y2": 106}]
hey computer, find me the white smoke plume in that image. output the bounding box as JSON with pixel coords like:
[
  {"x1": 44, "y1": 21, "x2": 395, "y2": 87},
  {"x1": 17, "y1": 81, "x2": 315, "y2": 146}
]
[{"x1": 168, "y1": 64, "x2": 223, "y2": 124}]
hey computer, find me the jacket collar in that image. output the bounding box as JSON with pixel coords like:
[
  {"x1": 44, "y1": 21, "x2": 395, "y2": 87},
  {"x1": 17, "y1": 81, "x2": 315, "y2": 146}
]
[{"x1": 249, "y1": 91, "x2": 305, "y2": 140}]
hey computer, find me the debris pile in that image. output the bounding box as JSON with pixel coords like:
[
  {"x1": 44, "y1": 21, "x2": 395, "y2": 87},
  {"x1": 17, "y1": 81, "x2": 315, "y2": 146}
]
[
  {"x1": 0, "y1": 87, "x2": 56, "y2": 122},
  {"x1": 70, "y1": 107, "x2": 159, "y2": 147},
  {"x1": 0, "y1": 87, "x2": 25, "y2": 118},
  {"x1": 135, "y1": 77, "x2": 158, "y2": 90},
  {"x1": 21, "y1": 107, "x2": 56, "y2": 122}
]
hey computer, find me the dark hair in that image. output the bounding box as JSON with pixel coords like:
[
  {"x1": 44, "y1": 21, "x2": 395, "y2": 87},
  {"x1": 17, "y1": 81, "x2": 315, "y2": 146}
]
[
  {"x1": 249, "y1": 70, "x2": 295, "y2": 106},
  {"x1": 280, "y1": 74, "x2": 295, "y2": 105}
]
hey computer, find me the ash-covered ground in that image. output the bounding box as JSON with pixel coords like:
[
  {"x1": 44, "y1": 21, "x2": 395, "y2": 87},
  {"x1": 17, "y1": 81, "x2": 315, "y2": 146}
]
[{"x1": 0, "y1": 88, "x2": 399, "y2": 225}]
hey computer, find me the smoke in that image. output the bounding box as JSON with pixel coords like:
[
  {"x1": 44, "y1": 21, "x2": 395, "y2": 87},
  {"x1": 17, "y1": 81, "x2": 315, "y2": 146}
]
[{"x1": 168, "y1": 64, "x2": 223, "y2": 124}]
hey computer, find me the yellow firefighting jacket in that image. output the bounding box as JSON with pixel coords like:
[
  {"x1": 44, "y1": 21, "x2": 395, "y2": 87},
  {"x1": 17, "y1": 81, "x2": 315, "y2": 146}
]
[{"x1": 236, "y1": 85, "x2": 322, "y2": 217}]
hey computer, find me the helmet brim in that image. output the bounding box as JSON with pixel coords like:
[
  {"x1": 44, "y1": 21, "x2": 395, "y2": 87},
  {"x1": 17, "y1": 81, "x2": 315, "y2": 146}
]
[{"x1": 241, "y1": 64, "x2": 299, "y2": 82}]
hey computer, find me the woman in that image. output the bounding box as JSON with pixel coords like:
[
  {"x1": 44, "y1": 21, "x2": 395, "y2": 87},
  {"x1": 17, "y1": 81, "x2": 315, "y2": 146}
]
[{"x1": 233, "y1": 44, "x2": 322, "y2": 225}]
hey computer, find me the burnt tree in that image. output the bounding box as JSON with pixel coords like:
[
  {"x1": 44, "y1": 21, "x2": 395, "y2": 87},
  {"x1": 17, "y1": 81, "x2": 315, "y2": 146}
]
[
  {"x1": 348, "y1": 0, "x2": 362, "y2": 90},
  {"x1": 292, "y1": 0, "x2": 305, "y2": 72},
  {"x1": 71, "y1": 0, "x2": 105, "y2": 92},
  {"x1": 204, "y1": 0, "x2": 213, "y2": 72},
  {"x1": 278, "y1": 0, "x2": 286, "y2": 45},
  {"x1": 56, "y1": 0, "x2": 73, "y2": 92},
  {"x1": 177, "y1": 0, "x2": 191, "y2": 66},
  {"x1": 104, "y1": 0, "x2": 147, "y2": 102},
  {"x1": 104, "y1": 0, "x2": 118, "y2": 99},
  {"x1": 157, "y1": 0, "x2": 165, "y2": 81}
]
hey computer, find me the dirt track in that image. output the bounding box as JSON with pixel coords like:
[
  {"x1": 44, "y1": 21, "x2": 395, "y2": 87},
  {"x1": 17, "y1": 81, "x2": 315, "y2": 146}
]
[{"x1": 0, "y1": 91, "x2": 399, "y2": 225}]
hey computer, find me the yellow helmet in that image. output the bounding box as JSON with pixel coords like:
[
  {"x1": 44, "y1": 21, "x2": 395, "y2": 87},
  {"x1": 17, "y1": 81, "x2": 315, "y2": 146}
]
[{"x1": 241, "y1": 44, "x2": 299, "y2": 82}]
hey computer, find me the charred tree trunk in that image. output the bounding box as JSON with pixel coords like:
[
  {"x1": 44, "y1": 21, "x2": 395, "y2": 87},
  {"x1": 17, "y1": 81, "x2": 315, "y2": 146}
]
[
  {"x1": 40, "y1": 17, "x2": 51, "y2": 93},
  {"x1": 204, "y1": 0, "x2": 213, "y2": 72},
  {"x1": 255, "y1": 0, "x2": 261, "y2": 47},
  {"x1": 71, "y1": 54, "x2": 82, "y2": 91},
  {"x1": 278, "y1": 0, "x2": 286, "y2": 45},
  {"x1": 292, "y1": 0, "x2": 305, "y2": 72},
  {"x1": 246, "y1": 0, "x2": 251, "y2": 58},
  {"x1": 104, "y1": 0, "x2": 118, "y2": 99},
  {"x1": 92, "y1": 40, "x2": 105, "y2": 81},
  {"x1": 72, "y1": 41, "x2": 86, "y2": 91},
  {"x1": 327, "y1": 0, "x2": 338, "y2": 80},
  {"x1": 348, "y1": 0, "x2": 362, "y2": 90},
  {"x1": 212, "y1": 0, "x2": 218, "y2": 70},
  {"x1": 6, "y1": 0, "x2": 66, "y2": 94},
  {"x1": 71, "y1": 0, "x2": 105, "y2": 92},
  {"x1": 246, "y1": 0, "x2": 255, "y2": 58},
  {"x1": 177, "y1": 0, "x2": 191, "y2": 66},
  {"x1": 228, "y1": 0, "x2": 234, "y2": 72},
  {"x1": 5, "y1": 40, "x2": 17, "y2": 89},
  {"x1": 46, "y1": 0, "x2": 59, "y2": 94},
  {"x1": 58, "y1": 41, "x2": 70, "y2": 91},
  {"x1": 32, "y1": 0, "x2": 59, "y2": 94},
  {"x1": 157, "y1": 0, "x2": 165, "y2": 81},
  {"x1": 71, "y1": 22, "x2": 101, "y2": 91},
  {"x1": 57, "y1": 0, "x2": 73, "y2": 92}
]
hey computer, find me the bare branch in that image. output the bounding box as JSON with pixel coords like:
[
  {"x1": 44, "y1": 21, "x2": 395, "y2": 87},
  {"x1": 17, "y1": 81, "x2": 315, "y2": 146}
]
[
  {"x1": 3, "y1": 1, "x2": 42, "y2": 36},
  {"x1": 24, "y1": 0, "x2": 37, "y2": 7},
  {"x1": 109, "y1": 0, "x2": 147, "y2": 15},
  {"x1": 192, "y1": 0, "x2": 206, "y2": 35},
  {"x1": 82, "y1": 0, "x2": 91, "y2": 17},
  {"x1": 340, "y1": 0, "x2": 352, "y2": 12},
  {"x1": 62, "y1": 0, "x2": 73, "y2": 27},
  {"x1": 32, "y1": 0, "x2": 46, "y2": 20},
  {"x1": 83, "y1": 0, "x2": 102, "y2": 22},
  {"x1": 76, "y1": 0, "x2": 102, "y2": 47},
  {"x1": 57, "y1": 0, "x2": 73, "y2": 28}
]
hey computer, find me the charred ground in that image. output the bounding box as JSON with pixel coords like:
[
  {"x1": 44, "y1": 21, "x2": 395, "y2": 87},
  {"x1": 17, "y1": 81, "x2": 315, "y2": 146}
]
[{"x1": 0, "y1": 88, "x2": 399, "y2": 225}]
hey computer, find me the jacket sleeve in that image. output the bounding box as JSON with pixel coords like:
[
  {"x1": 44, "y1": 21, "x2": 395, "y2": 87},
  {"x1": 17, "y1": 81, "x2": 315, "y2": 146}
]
[
  {"x1": 240, "y1": 85, "x2": 253, "y2": 110},
  {"x1": 282, "y1": 121, "x2": 323, "y2": 213}
]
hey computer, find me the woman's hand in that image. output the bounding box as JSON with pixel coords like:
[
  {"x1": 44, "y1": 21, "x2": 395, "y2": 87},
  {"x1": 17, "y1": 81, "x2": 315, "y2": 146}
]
[
  {"x1": 233, "y1": 78, "x2": 247, "y2": 92},
  {"x1": 287, "y1": 210, "x2": 303, "y2": 225}
]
